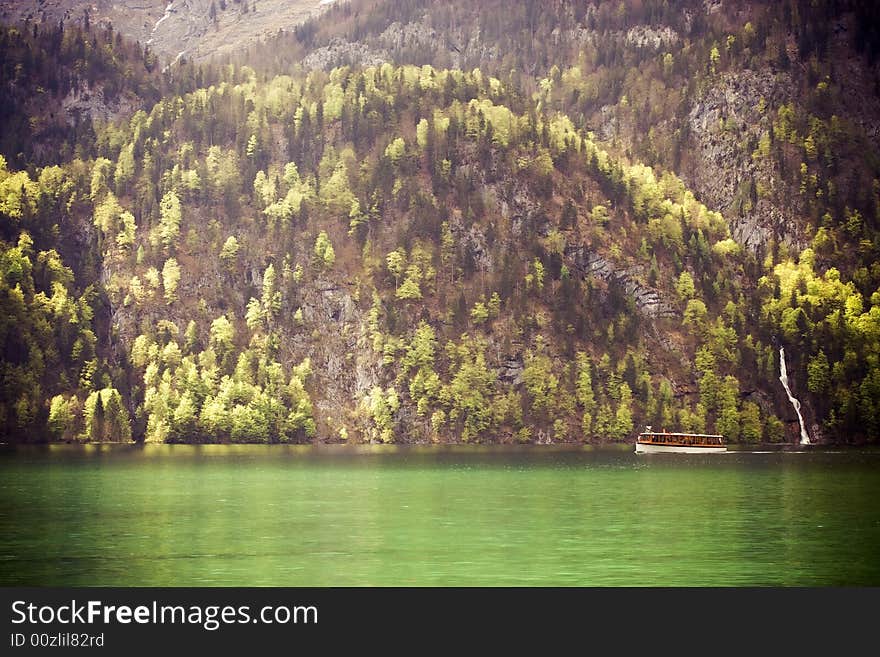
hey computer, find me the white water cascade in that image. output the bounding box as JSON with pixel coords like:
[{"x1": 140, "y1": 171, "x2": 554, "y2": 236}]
[
  {"x1": 148, "y1": 2, "x2": 175, "y2": 46},
  {"x1": 779, "y1": 346, "x2": 811, "y2": 445}
]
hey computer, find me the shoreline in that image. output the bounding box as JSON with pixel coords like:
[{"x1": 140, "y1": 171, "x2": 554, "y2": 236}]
[{"x1": 0, "y1": 441, "x2": 872, "y2": 451}]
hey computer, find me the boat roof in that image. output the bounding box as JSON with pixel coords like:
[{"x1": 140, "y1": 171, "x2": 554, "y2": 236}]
[{"x1": 638, "y1": 431, "x2": 723, "y2": 438}]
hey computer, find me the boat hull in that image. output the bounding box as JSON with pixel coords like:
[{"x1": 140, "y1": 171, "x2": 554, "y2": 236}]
[{"x1": 635, "y1": 442, "x2": 727, "y2": 454}]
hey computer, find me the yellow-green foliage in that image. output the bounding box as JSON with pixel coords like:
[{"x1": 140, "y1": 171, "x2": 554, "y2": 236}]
[
  {"x1": 362, "y1": 386, "x2": 400, "y2": 443},
  {"x1": 4, "y1": 20, "x2": 879, "y2": 446},
  {"x1": 82, "y1": 388, "x2": 131, "y2": 442},
  {"x1": 313, "y1": 231, "x2": 335, "y2": 270}
]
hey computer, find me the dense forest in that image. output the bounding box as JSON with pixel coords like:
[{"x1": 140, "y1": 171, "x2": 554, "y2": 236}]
[{"x1": 1, "y1": 0, "x2": 879, "y2": 444}]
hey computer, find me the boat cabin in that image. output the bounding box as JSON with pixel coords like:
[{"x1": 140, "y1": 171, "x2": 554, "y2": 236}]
[{"x1": 637, "y1": 426, "x2": 725, "y2": 447}]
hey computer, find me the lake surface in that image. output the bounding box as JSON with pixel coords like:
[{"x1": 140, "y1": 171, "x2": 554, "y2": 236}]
[{"x1": 1, "y1": 444, "x2": 879, "y2": 586}]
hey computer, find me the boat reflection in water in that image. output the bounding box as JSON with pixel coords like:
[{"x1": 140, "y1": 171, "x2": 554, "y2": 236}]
[{"x1": 635, "y1": 425, "x2": 726, "y2": 454}]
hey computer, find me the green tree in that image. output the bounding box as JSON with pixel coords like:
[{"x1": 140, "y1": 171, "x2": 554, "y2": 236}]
[
  {"x1": 402, "y1": 321, "x2": 437, "y2": 374},
  {"x1": 683, "y1": 298, "x2": 708, "y2": 330},
  {"x1": 470, "y1": 301, "x2": 489, "y2": 324},
  {"x1": 710, "y1": 44, "x2": 720, "y2": 73},
  {"x1": 740, "y1": 401, "x2": 762, "y2": 442},
  {"x1": 765, "y1": 415, "x2": 785, "y2": 442},
  {"x1": 385, "y1": 137, "x2": 406, "y2": 164},
  {"x1": 807, "y1": 350, "x2": 830, "y2": 393},
  {"x1": 210, "y1": 315, "x2": 235, "y2": 364},
  {"x1": 613, "y1": 383, "x2": 634, "y2": 439},
  {"x1": 416, "y1": 119, "x2": 429, "y2": 150},
  {"x1": 220, "y1": 236, "x2": 239, "y2": 270},
  {"x1": 320, "y1": 161, "x2": 355, "y2": 216},
  {"x1": 184, "y1": 320, "x2": 199, "y2": 354},
  {"x1": 48, "y1": 395, "x2": 77, "y2": 440},
  {"x1": 386, "y1": 249, "x2": 406, "y2": 289},
  {"x1": 715, "y1": 376, "x2": 741, "y2": 441},
  {"x1": 443, "y1": 337, "x2": 497, "y2": 441},
  {"x1": 83, "y1": 388, "x2": 131, "y2": 442},
  {"x1": 397, "y1": 266, "x2": 423, "y2": 300},
  {"x1": 594, "y1": 402, "x2": 614, "y2": 440},
  {"x1": 162, "y1": 258, "x2": 180, "y2": 304},
  {"x1": 157, "y1": 190, "x2": 182, "y2": 252},
  {"x1": 364, "y1": 386, "x2": 400, "y2": 443},
  {"x1": 523, "y1": 345, "x2": 559, "y2": 416},
  {"x1": 261, "y1": 264, "x2": 281, "y2": 318},
  {"x1": 675, "y1": 271, "x2": 696, "y2": 301},
  {"x1": 575, "y1": 353, "x2": 596, "y2": 434},
  {"x1": 656, "y1": 379, "x2": 674, "y2": 428},
  {"x1": 313, "y1": 231, "x2": 335, "y2": 270},
  {"x1": 230, "y1": 403, "x2": 270, "y2": 443},
  {"x1": 114, "y1": 143, "x2": 135, "y2": 194},
  {"x1": 591, "y1": 205, "x2": 609, "y2": 226}
]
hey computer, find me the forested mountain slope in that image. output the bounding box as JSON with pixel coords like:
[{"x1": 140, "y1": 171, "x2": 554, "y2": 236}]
[{"x1": 2, "y1": 0, "x2": 879, "y2": 444}]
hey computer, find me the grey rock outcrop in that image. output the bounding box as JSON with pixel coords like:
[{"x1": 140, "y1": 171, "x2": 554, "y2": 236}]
[
  {"x1": 565, "y1": 245, "x2": 677, "y2": 319},
  {"x1": 499, "y1": 356, "x2": 524, "y2": 385},
  {"x1": 624, "y1": 25, "x2": 679, "y2": 50},
  {"x1": 301, "y1": 37, "x2": 388, "y2": 70},
  {"x1": 684, "y1": 69, "x2": 801, "y2": 253},
  {"x1": 0, "y1": 0, "x2": 325, "y2": 64},
  {"x1": 61, "y1": 83, "x2": 141, "y2": 126}
]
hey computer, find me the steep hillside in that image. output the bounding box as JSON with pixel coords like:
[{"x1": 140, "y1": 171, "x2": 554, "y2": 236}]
[
  {"x1": 0, "y1": 21, "x2": 163, "y2": 168},
  {"x1": 246, "y1": 1, "x2": 880, "y2": 251},
  {"x1": 1, "y1": 1, "x2": 879, "y2": 445},
  {"x1": 0, "y1": 0, "x2": 330, "y2": 63},
  {"x1": 235, "y1": 0, "x2": 880, "y2": 442}
]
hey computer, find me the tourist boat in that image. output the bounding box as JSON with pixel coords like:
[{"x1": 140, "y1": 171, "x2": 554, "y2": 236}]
[{"x1": 635, "y1": 426, "x2": 726, "y2": 454}]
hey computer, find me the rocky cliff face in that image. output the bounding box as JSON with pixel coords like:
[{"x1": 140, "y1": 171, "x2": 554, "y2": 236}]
[
  {"x1": 0, "y1": 0, "x2": 326, "y2": 63},
  {"x1": 565, "y1": 245, "x2": 677, "y2": 319},
  {"x1": 61, "y1": 82, "x2": 142, "y2": 125},
  {"x1": 683, "y1": 69, "x2": 799, "y2": 254},
  {"x1": 149, "y1": 0, "x2": 324, "y2": 64}
]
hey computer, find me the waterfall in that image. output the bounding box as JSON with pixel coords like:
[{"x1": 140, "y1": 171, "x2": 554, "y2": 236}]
[
  {"x1": 148, "y1": 2, "x2": 175, "y2": 46},
  {"x1": 779, "y1": 347, "x2": 811, "y2": 445}
]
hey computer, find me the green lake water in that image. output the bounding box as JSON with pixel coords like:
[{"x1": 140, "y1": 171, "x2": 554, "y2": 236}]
[{"x1": 1, "y1": 444, "x2": 879, "y2": 586}]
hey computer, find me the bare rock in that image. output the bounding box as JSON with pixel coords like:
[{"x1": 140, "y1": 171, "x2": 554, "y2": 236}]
[
  {"x1": 683, "y1": 68, "x2": 804, "y2": 254},
  {"x1": 565, "y1": 245, "x2": 677, "y2": 319},
  {"x1": 0, "y1": 1, "x2": 328, "y2": 65},
  {"x1": 301, "y1": 37, "x2": 388, "y2": 70},
  {"x1": 499, "y1": 356, "x2": 524, "y2": 385},
  {"x1": 61, "y1": 83, "x2": 141, "y2": 125},
  {"x1": 624, "y1": 25, "x2": 679, "y2": 50}
]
